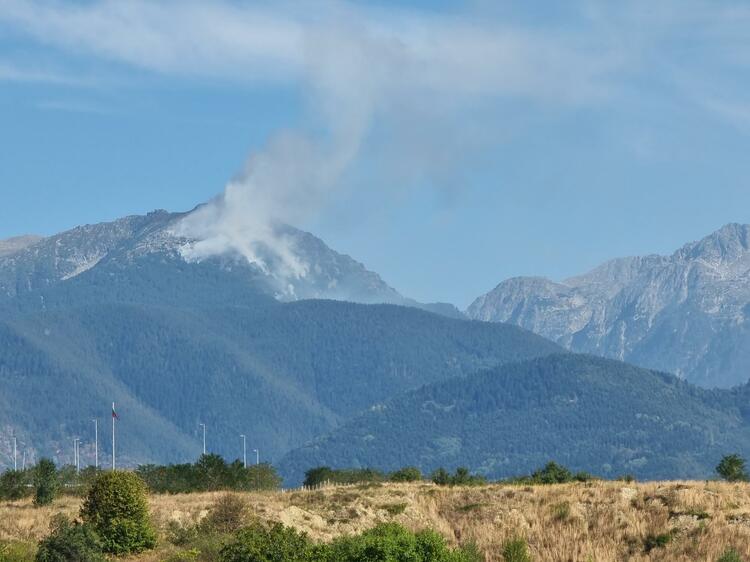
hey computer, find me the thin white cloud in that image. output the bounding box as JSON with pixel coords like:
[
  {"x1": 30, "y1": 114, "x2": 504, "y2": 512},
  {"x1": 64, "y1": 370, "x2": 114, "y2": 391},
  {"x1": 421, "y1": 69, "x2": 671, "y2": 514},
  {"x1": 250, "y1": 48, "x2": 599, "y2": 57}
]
[{"x1": 0, "y1": 0, "x2": 622, "y2": 102}]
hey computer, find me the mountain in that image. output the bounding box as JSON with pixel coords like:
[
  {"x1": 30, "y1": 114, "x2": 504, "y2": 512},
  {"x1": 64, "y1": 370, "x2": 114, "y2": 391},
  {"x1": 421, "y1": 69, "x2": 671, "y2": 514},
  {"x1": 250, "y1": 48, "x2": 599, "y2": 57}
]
[
  {"x1": 279, "y1": 354, "x2": 750, "y2": 483},
  {"x1": 0, "y1": 209, "x2": 556, "y2": 469},
  {"x1": 0, "y1": 210, "x2": 460, "y2": 317},
  {"x1": 467, "y1": 224, "x2": 750, "y2": 388},
  {"x1": 0, "y1": 235, "x2": 42, "y2": 257}
]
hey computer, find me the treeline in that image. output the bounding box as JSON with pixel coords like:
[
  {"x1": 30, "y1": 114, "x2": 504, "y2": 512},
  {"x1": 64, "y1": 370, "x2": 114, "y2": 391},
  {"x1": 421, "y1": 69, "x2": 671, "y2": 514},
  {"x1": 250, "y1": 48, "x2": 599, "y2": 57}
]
[
  {"x1": 136, "y1": 454, "x2": 280, "y2": 493},
  {"x1": 0, "y1": 454, "x2": 282, "y2": 501},
  {"x1": 302, "y1": 461, "x2": 596, "y2": 488}
]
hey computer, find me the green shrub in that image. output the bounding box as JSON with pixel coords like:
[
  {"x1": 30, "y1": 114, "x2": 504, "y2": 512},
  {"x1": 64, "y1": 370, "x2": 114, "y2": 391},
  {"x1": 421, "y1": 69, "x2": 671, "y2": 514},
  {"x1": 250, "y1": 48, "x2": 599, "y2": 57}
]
[
  {"x1": 219, "y1": 521, "x2": 316, "y2": 562},
  {"x1": 716, "y1": 454, "x2": 749, "y2": 482},
  {"x1": 79, "y1": 471, "x2": 156, "y2": 555},
  {"x1": 643, "y1": 531, "x2": 674, "y2": 553},
  {"x1": 33, "y1": 459, "x2": 58, "y2": 507},
  {"x1": 717, "y1": 548, "x2": 744, "y2": 562},
  {"x1": 201, "y1": 494, "x2": 248, "y2": 534},
  {"x1": 327, "y1": 522, "x2": 477, "y2": 561},
  {"x1": 0, "y1": 470, "x2": 31, "y2": 501},
  {"x1": 389, "y1": 467, "x2": 422, "y2": 482},
  {"x1": 502, "y1": 537, "x2": 532, "y2": 562},
  {"x1": 35, "y1": 515, "x2": 105, "y2": 562}
]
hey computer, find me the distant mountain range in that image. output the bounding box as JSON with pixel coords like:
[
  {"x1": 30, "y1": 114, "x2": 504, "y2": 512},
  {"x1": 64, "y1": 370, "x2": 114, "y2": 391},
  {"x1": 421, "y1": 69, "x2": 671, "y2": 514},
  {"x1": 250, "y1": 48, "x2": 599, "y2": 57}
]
[
  {"x1": 0, "y1": 208, "x2": 554, "y2": 470},
  {"x1": 2, "y1": 209, "x2": 749, "y2": 484},
  {"x1": 467, "y1": 224, "x2": 750, "y2": 388}
]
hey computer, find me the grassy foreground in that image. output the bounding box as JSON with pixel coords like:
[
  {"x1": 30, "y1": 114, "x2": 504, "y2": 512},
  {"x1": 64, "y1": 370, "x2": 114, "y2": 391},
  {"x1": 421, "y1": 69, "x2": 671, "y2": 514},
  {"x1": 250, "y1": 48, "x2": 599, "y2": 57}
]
[{"x1": 1, "y1": 480, "x2": 750, "y2": 561}]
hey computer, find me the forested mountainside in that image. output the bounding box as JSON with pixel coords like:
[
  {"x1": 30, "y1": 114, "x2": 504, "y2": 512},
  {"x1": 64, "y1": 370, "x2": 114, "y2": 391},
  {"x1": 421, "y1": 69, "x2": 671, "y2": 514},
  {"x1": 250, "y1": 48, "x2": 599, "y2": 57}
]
[
  {"x1": 279, "y1": 354, "x2": 750, "y2": 484},
  {"x1": 0, "y1": 243, "x2": 559, "y2": 469}
]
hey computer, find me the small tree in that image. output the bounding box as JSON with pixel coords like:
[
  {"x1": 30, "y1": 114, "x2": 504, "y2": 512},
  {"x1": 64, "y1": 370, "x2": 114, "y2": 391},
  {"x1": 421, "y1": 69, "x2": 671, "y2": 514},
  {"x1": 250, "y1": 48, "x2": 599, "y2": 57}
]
[
  {"x1": 34, "y1": 458, "x2": 58, "y2": 506},
  {"x1": 0, "y1": 469, "x2": 30, "y2": 501},
  {"x1": 303, "y1": 466, "x2": 335, "y2": 488},
  {"x1": 717, "y1": 454, "x2": 749, "y2": 482},
  {"x1": 35, "y1": 515, "x2": 105, "y2": 562},
  {"x1": 80, "y1": 471, "x2": 157, "y2": 555},
  {"x1": 389, "y1": 466, "x2": 422, "y2": 482},
  {"x1": 201, "y1": 494, "x2": 248, "y2": 534},
  {"x1": 431, "y1": 468, "x2": 451, "y2": 486},
  {"x1": 530, "y1": 462, "x2": 573, "y2": 484}
]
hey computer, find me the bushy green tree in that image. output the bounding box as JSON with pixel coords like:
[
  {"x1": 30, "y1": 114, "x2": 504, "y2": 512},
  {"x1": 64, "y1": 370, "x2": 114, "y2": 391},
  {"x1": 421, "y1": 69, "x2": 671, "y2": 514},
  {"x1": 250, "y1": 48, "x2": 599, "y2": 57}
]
[
  {"x1": 34, "y1": 459, "x2": 58, "y2": 506},
  {"x1": 389, "y1": 467, "x2": 422, "y2": 482},
  {"x1": 0, "y1": 469, "x2": 31, "y2": 501},
  {"x1": 80, "y1": 471, "x2": 156, "y2": 555},
  {"x1": 716, "y1": 454, "x2": 749, "y2": 482},
  {"x1": 35, "y1": 515, "x2": 105, "y2": 562},
  {"x1": 530, "y1": 462, "x2": 573, "y2": 484},
  {"x1": 431, "y1": 468, "x2": 451, "y2": 486}
]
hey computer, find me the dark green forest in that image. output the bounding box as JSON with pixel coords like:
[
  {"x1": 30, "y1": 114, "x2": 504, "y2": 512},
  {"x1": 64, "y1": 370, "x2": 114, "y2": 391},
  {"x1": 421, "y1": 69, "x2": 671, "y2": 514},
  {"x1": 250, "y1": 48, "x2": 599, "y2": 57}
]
[
  {"x1": 279, "y1": 354, "x2": 750, "y2": 482},
  {"x1": 0, "y1": 251, "x2": 560, "y2": 471}
]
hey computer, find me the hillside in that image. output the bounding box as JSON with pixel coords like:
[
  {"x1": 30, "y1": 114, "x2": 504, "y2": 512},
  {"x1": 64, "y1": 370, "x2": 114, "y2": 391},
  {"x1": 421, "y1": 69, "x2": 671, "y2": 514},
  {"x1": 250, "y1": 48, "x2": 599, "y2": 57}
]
[
  {"x1": 0, "y1": 247, "x2": 559, "y2": 469},
  {"x1": 280, "y1": 354, "x2": 750, "y2": 483},
  {"x1": 467, "y1": 224, "x2": 750, "y2": 388},
  {"x1": 2, "y1": 481, "x2": 750, "y2": 561}
]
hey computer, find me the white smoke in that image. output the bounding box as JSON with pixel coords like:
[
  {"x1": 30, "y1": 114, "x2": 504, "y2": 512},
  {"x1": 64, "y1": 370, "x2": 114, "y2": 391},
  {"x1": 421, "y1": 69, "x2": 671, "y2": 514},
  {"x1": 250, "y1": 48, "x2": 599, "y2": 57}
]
[{"x1": 174, "y1": 15, "x2": 399, "y2": 278}]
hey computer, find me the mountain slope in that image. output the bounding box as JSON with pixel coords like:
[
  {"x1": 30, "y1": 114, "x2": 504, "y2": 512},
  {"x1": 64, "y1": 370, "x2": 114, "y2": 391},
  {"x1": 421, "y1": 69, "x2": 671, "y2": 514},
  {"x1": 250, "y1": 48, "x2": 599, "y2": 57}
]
[
  {"x1": 0, "y1": 210, "x2": 460, "y2": 318},
  {"x1": 467, "y1": 224, "x2": 750, "y2": 388},
  {"x1": 279, "y1": 354, "x2": 750, "y2": 483},
  {"x1": 0, "y1": 230, "x2": 560, "y2": 469}
]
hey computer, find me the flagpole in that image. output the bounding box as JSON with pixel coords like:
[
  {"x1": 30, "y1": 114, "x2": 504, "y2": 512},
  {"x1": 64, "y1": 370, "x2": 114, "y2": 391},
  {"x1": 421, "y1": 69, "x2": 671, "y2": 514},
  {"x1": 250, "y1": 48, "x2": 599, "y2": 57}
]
[{"x1": 112, "y1": 402, "x2": 116, "y2": 470}]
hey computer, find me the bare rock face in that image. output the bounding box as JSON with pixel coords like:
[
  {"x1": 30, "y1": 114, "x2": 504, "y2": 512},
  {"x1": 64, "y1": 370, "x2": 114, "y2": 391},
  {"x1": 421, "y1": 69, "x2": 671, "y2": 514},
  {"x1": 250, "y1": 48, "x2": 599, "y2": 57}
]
[
  {"x1": 0, "y1": 235, "x2": 43, "y2": 257},
  {"x1": 467, "y1": 224, "x2": 750, "y2": 388}
]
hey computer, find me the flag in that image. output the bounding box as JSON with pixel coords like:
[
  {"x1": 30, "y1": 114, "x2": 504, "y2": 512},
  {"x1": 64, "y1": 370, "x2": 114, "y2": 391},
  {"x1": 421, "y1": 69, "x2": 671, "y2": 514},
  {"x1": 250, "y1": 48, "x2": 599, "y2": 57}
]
[{"x1": 112, "y1": 404, "x2": 119, "y2": 420}]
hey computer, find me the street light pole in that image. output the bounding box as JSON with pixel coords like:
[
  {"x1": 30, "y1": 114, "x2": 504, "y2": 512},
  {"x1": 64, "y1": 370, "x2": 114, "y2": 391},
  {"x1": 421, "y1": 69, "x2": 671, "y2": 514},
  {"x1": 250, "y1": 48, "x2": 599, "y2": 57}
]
[
  {"x1": 240, "y1": 435, "x2": 246, "y2": 468},
  {"x1": 93, "y1": 419, "x2": 98, "y2": 469}
]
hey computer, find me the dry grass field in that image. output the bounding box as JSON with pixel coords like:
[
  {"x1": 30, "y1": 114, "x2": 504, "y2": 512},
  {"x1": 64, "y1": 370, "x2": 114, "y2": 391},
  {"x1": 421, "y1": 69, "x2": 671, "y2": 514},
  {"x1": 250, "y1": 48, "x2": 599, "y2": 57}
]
[{"x1": 2, "y1": 480, "x2": 750, "y2": 561}]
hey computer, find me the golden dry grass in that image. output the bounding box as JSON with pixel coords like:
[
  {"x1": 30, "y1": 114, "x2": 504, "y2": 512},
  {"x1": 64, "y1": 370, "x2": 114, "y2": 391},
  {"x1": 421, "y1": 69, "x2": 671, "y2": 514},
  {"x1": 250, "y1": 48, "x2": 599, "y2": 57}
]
[{"x1": 2, "y1": 481, "x2": 750, "y2": 561}]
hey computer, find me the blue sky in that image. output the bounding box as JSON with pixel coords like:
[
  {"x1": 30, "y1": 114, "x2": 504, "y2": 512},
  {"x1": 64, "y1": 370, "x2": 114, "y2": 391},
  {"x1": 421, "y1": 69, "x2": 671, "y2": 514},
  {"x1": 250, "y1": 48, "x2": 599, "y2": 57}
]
[{"x1": 1, "y1": 1, "x2": 750, "y2": 307}]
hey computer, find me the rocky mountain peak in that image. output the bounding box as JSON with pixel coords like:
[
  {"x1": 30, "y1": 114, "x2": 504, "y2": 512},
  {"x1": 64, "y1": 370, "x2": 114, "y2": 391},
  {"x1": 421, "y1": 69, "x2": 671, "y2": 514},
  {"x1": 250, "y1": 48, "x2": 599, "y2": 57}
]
[{"x1": 467, "y1": 223, "x2": 750, "y2": 388}]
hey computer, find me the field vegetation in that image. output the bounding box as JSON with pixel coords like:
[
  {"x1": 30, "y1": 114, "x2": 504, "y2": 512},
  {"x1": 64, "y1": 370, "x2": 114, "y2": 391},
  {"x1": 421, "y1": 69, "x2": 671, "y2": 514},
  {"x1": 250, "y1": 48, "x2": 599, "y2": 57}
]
[{"x1": 1, "y1": 457, "x2": 749, "y2": 561}]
